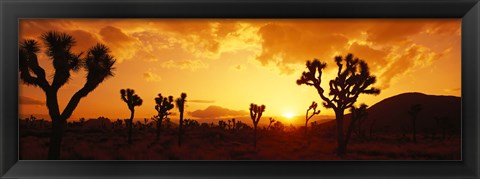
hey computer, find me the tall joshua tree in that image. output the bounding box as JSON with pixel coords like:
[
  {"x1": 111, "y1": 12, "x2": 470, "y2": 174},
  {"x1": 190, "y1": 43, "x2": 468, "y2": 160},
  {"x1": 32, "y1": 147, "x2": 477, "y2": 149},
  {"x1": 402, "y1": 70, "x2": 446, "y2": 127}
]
[
  {"x1": 408, "y1": 104, "x2": 422, "y2": 143},
  {"x1": 19, "y1": 31, "x2": 115, "y2": 159},
  {"x1": 176, "y1": 93, "x2": 187, "y2": 146},
  {"x1": 305, "y1": 101, "x2": 321, "y2": 136},
  {"x1": 154, "y1": 93, "x2": 174, "y2": 141},
  {"x1": 297, "y1": 53, "x2": 380, "y2": 156},
  {"x1": 345, "y1": 104, "x2": 368, "y2": 145},
  {"x1": 249, "y1": 103, "x2": 265, "y2": 148},
  {"x1": 121, "y1": 89, "x2": 143, "y2": 145}
]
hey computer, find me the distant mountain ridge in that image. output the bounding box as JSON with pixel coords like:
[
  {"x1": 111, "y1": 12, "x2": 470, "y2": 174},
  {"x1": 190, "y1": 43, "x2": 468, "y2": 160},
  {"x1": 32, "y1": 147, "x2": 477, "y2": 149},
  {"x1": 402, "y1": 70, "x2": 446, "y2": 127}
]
[{"x1": 324, "y1": 92, "x2": 461, "y2": 134}]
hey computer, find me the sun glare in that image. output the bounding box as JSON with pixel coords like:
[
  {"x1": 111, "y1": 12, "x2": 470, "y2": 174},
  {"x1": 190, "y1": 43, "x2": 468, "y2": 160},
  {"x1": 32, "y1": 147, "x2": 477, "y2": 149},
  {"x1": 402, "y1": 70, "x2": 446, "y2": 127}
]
[{"x1": 283, "y1": 112, "x2": 295, "y2": 119}]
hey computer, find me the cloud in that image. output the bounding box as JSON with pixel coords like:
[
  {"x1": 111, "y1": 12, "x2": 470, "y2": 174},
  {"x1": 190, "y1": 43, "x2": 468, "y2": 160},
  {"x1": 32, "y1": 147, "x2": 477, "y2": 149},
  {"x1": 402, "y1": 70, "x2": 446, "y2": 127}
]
[
  {"x1": 257, "y1": 22, "x2": 349, "y2": 68},
  {"x1": 365, "y1": 21, "x2": 428, "y2": 44},
  {"x1": 19, "y1": 96, "x2": 45, "y2": 106},
  {"x1": 161, "y1": 59, "x2": 208, "y2": 71},
  {"x1": 188, "y1": 105, "x2": 248, "y2": 119},
  {"x1": 19, "y1": 19, "x2": 75, "y2": 40},
  {"x1": 69, "y1": 30, "x2": 101, "y2": 53},
  {"x1": 348, "y1": 42, "x2": 389, "y2": 68},
  {"x1": 255, "y1": 20, "x2": 460, "y2": 88},
  {"x1": 189, "y1": 100, "x2": 216, "y2": 103},
  {"x1": 143, "y1": 72, "x2": 161, "y2": 82},
  {"x1": 99, "y1": 26, "x2": 139, "y2": 62},
  {"x1": 444, "y1": 88, "x2": 461, "y2": 92},
  {"x1": 231, "y1": 64, "x2": 245, "y2": 71},
  {"x1": 378, "y1": 44, "x2": 439, "y2": 89},
  {"x1": 18, "y1": 19, "x2": 460, "y2": 90}
]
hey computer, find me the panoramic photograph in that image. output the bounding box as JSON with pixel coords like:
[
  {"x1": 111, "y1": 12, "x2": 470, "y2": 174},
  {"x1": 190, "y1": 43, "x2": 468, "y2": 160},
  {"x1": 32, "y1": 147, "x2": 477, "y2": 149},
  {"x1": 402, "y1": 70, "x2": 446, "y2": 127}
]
[{"x1": 18, "y1": 19, "x2": 461, "y2": 160}]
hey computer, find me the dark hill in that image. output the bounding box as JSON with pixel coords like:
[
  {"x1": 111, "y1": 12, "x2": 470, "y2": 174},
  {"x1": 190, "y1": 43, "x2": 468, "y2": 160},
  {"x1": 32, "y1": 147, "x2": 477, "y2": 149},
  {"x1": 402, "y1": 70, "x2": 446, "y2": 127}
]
[{"x1": 323, "y1": 92, "x2": 461, "y2": 135}]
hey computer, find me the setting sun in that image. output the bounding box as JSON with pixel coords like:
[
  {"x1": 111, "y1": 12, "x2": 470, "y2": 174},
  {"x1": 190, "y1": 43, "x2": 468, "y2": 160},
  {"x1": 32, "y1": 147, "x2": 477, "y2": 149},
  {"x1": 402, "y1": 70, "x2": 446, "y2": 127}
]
[{"x1": 283, "y1": 112, "x2": 295, "y2": 119}]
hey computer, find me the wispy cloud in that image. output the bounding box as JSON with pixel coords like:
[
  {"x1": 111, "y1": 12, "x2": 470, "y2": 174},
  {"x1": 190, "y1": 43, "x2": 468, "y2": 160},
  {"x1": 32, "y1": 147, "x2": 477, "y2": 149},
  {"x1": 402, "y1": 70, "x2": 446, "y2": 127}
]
[
  {"x1": 189, "y1": 100, "x2": 216, "y2": 104},
  {"x1": 143, "y1": 71, "x2": 161, "y2": 82},
  {"x1": 161, "y1": 59, "x2": 208, "y2": 71},
  {"x1": 444, "y1": 88, "x2": 461, "y2": 92},
  {"x1": 19, "y1": 96, "x2": 45, "y2": 106}
]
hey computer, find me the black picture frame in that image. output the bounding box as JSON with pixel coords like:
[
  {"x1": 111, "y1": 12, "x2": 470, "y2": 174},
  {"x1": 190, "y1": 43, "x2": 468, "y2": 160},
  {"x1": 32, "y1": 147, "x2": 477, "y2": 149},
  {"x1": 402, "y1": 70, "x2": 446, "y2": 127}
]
[{"x1": 1, "y1": 0, "x2": 479, "y2": 178}]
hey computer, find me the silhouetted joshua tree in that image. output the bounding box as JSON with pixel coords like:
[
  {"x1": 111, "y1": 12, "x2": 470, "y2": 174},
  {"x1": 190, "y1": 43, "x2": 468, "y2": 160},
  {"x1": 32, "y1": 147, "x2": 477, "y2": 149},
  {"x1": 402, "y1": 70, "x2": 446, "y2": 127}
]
[
  {"x1": 296, "y1": 53, "x2": 380, "y2": 156},
  {"x1": 176, "y1": 93, "x2": 187, "y2": 146},
  {"x1": 227, "y1": 120, "x2": 232, "y2": 130},
  {"x1": 267, "y1": 117, "x2": 275, "y2": 130},
  {"x1": 27, "y1": 115, "x2": 36, "y2": 128},
  {"x1": 19, "y1": 31, "x2": 115, "y2": 159},
  {"x1": 249, "y1": 103, "x2": 265, "y2": 148},
  {"x1": 143, "y1": 118, "x2": 149, "y2": 129},
  {"x1": 435, "y1": 116, "x2": 450, "y2": 140},
  {"x1": 231, "y1": 118, "x2": 236, "y2": 131},
  {"x1": 79, "y1": 118, "x2": 86, "y2": 128},
  {"x1": 184, "y1": 119, "x2": 199, "y2": 130},
  {"x1": 154, "y1": 93, "x2": 174, "y2": 141},
  {"x1": 408, "y1": 104, "x2": 422, "y2": 143},
  {"x1": 218, "y1": 120, "x2": 227, "y2": 129},
  {"x1": 113, "y1": 119, "x2": 123, "y2": 129},
  {"x1": 121, "y1": 88, "x2": 143, "y2": 145},
  {"x1": 305, "y1": 101, "x2": 321, "y2": 136},
  {"x1": 165, "y1": 118, "x2": 172, "y2": 129},
  {"x1": 345, "y1": 104, "x2": 368, "y2": 145}
]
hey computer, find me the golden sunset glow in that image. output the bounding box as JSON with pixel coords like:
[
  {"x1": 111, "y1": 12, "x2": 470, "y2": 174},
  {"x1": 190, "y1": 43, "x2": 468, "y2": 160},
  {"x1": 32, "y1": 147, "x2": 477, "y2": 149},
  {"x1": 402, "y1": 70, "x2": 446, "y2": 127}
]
[
  {"x1": 18, "y1": 19, "x2": 461, "y2": 126},
  {"x1": 283, "y1": 112, "x2": 295, "y2": 119}
]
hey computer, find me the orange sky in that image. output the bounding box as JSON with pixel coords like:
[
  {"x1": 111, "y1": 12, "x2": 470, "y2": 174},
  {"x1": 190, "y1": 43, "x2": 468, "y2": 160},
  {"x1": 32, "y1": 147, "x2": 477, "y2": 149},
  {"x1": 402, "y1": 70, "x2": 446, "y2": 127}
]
[{"x1": 19, "y1": 19, "x2": 461, "y2": 124}]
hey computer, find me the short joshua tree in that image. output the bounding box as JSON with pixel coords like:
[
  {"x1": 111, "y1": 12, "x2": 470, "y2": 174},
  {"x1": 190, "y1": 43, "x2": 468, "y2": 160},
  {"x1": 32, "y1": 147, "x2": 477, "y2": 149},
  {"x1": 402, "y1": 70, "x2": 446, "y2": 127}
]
[
  {"x1": 154, "y1": 93, "x2": 174, "y2": 141},
  {"x1": 267, "y1": 117, "x2": 275, "y2": 131},
  {"x1": 345, "y1": 104, "x2": 368, "y2": 145},
  {"x1": 120, "y1": 88, "x2": 143, "y2": 145},
  {"x1": 408, "y1": 104, "x2": 422, "y2": 143},
  {"x1": 249, "y1": 103, "x2": 265, "y2": 148},
  {"x1": 305, "y1": 101, "x2": 321, "y2": 136},
  {"x1": 176, "y1": 93, "x2": 187, "y2": 146}
]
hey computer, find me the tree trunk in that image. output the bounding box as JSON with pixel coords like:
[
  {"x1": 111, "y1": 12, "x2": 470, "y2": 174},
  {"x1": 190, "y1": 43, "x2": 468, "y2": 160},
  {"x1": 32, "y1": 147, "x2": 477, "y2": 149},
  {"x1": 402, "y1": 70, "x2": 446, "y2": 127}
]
[
  {"x1": 357, "y1": 120, "x2": 363, "y2": 139},
  {"x1": 128, "y1": 110, "x2": 134, "y2": 145},
  {"x1": 442, "y1": 127, "x2": 446, "y2": 140},
  {"x1": 345, "y1": 117, "x2": 357, "y2": 148},
  {"x1": 47, "y1": 118, "x2": 65, "y2": 159},
  {"x1": 369, "y1": 118, "x2": 376, "y2": 138},
  {"x1": 305, "y1": 118, "x2": 309, "y2": 137},
  {"x1": 253, "y1": 126, "x2": 257, "y2": 148},
  {"x1": 178, "y1": 111, "x2": 183, "y2": 146},
  {"x1": 412, "y1": 116, "x2": 417, "y2": 143},
  {"x1": 335, "y1": 110, "x2": 346, "y2": 156},
  {"x1": 156, "y1": 117, "x2": 162, "y2": 141},
  {"x1": 46, "y1": 90, "x2": 64, "y2": 160}
]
